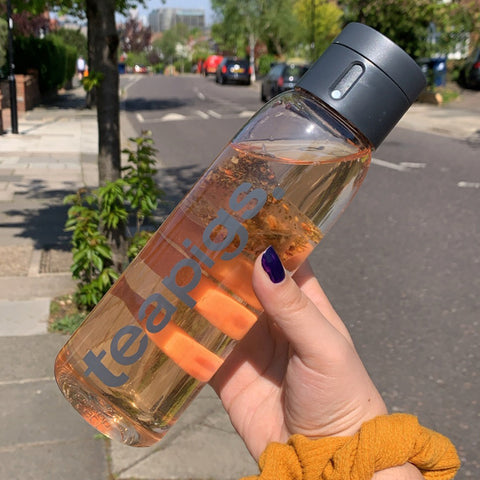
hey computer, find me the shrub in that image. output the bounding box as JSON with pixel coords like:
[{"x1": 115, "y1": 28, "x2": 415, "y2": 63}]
[
  {"x1": 14, "y1": 34, "x2": 75, "y2": 92},
  {"x1": 0, "y1": 18, "x2": 7, "y2": 72},
  {"x1": 257, "y1": 54, "x2": 278, "y2": 77},
  {"x1": 64, "y1": 132, "x2": 163, "y2": 311}
]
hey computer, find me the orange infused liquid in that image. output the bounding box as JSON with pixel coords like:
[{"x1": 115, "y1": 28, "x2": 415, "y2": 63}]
[{"x1": 54, "y1": 141, "x2": 370, "y2": 446}]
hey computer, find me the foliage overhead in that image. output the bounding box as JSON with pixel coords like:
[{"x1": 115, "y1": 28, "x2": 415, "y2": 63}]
[
  {"x1": 53, "y1": 26, "x2": 87, "y2": 58},
  {"x1": 8, "y1": 0, "x2": 146, "y2": 17},
  {"x1": 340, "y1": 0, "x2": 476, "y2": 59},
  {"x1": 211, "y1": 0, "x2": 300, "y2": 57},
  {"x1": 152, "y1": 22, "x2": 190, "y2": 64},
  {"x1": 211, "y1": 0, "x2": 343, "y2": 60},
  {"x1": 11, "y1": 10, "x2": 50, "y2": 36},
  {"x1": 118, "y1": 16, "x2": 151, "y2": 53},
  {"x1": 294, "y1": 0, "x2": 343, "y2": 61}
]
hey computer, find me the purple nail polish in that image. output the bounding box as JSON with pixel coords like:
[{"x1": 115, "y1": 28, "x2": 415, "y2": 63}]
[{"x1": 261, "y1": 246, "x2": 285, "y2": 284}]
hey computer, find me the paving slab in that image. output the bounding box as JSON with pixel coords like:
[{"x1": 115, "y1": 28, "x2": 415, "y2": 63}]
[
  {"x1": 398, "y1": 104, "x2": 480, "y2": 140},
  {"x1": 0, "y1": 334, "x2": 108, "y2": 480},
  {"x1": 0, "y1": 275, "x2": 76, "y2": 301},
  {"x1": 110, "y1": 386, "x2": 258, "y2": 480},
  {"x1": 0, "y1": 298, "x2": 51, "y2": 336}
]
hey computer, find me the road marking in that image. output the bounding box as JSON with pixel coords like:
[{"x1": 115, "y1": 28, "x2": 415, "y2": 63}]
[
  {"x1": 144, "y1": 110, "x2": 268, "y2": 123},
  {"x1": 161, "y1": 113, "x2": 187, "y2": 121},
  {"x1": 122, "y1": 76, "x2": 142, "y2": 94},
  {"x1": 207, "y1": 109, "x2": 222, "y2": 119},
  {"x1": 195, "y1": 110, "x2": 209, "y2": 119},
  {"x1": 400, "y1": 162, "x2": 426, "y2": 169},
  {"x1": 372, "y1": 158, "x2": 408, "y2": 172},
  {"x1": 193, "y1": 87, "x2": 206, "y2": 100},
  {"x1": 458, "y1": 181, "x2": 480, "y2": 189}
]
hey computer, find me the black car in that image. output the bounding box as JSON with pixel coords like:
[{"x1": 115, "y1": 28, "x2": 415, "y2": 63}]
[
  {"x1": 459, "y1": 48, "x2": 480, "y2": 90},
  {"x1": 215, "y1": 58, "x2": 251, "y2": 85},
  {"x1": 261, "y1": 62, "x2": 309, "y2": 102}
]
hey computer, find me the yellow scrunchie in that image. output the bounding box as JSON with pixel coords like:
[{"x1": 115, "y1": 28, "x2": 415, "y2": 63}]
[{"x1": 241, "y1": 414, "x2": 460, "y2": 480}]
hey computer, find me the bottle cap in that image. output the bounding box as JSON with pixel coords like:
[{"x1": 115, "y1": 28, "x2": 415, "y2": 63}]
[{"x1": 296, "y1": 23, "x2": 426, "y2": 149}]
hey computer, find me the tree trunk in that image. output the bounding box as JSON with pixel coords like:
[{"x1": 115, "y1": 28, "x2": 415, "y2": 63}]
[
  {"x1": 86, "y1": 0, "x2": 121, "y2": 185},
  {"x1": 86, "y1": 0, "x2": 127, "y2": 272}
]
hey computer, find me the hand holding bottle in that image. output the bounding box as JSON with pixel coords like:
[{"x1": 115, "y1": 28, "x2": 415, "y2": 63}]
[
  {"x1": 211, "y1": 249, "x2": 433, "y2": 480},
  {"x1": 210, "y1": 248, "x2": 388, "y2": 461}
]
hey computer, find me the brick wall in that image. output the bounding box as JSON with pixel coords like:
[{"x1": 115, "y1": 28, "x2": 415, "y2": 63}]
[
  {"x1": 0, "y1": 80, "x2": 8, "y2": 109},
  {"x1": 16, "y1": 74, "x2": 41, "y2": 112},
  {"x1": 0, "y1": 74, "x2": 41, "y2": 112},
  {"x1": 0, "y1": 80, "x2": 7, "y2": 133}
]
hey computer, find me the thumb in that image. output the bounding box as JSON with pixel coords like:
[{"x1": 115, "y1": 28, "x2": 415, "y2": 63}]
[{"x1": 253, "y1": 247, "x2": 346, "y2": 365}]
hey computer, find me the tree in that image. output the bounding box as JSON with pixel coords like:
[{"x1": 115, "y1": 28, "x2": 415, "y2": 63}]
[
  {"x1": 154, "y1": 22, "x2": 190, "y2": 66},
  {"x1": 261, "y1": 0, "x2": 300, "y2": 58},
  {"x1": 462, "y1": 0, "x2": 480, "y2": 48},
  {"x1": 53, "y1": 26, "x2": 87, "y2": 58},
  {"x1": 9, "y1": 0, "x2": 159, "y2": 271},
  {"x1": 12, "y1": 10, "x2": 50, "y2": 36},
  {"x1": 340, "y1": 0, "x2": 474, "y2": 59},
  {"x1": 83, "y1": 0, "x2": 137, "y2": 268},
  {"x1": 293, "y1": 0, "x2": 343, "y2": 61},
  {"x1": 212, "y1": 0, "x2": 300, "y2": 80},
  {"x1": 118, "y1": 15, "x2": 151, "y2": 53}
]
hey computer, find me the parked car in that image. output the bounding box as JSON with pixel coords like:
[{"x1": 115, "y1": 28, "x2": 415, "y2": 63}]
[
  {"x1": 134, "y1": 64, "x2": 148, "y2": 74},
  {"x1": 215, "y1": 58, "x2": 252, "y2": 85},
  {"x1": 458, "y1": 48, "x2": 480, "y2": 90},
  {"x1": 261, "y1": 62, "x2": 310, "y2": 101},
  {"x1": 203, "y1": 55, "x2": 224, "y2": 76}
]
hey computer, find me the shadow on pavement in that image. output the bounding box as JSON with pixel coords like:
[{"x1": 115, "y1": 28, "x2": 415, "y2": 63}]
[
  {"x1": 39, "y1": 89, "x2": 88, "y2": 111},
  {"x1": 1, "y1": 180, "x2": 75, "y2": 251},
  {"x1": 123, "y1": 97, "x2": 189, "y2": 111},
  {"x1": 154, "y1": 163, "x2": 205, "y2": 220},
  {"x1": 2, "y1": 203, "x2": 72, "y2": 251}
]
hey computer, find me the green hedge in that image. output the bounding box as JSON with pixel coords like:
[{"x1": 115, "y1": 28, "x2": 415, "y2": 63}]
[
  {"x1": 0, "y1": 18, "x2": 7, "y2": 72},
  {"x1": 14, "y1": 34, "x2": 77, "y2": 93},
  {"x1": 258, "y1": 54, "x2": 278, "y2": 77}
]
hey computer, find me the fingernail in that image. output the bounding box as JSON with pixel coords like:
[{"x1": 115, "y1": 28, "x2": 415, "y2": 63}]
[{"x1": 261, "y1": 246, "x2": 285, "y2": 284}]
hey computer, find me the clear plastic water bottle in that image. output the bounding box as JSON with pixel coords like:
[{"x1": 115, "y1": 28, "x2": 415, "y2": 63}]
[{"x1": 54, "y1": 23, "x2": 426, "y2": 447}]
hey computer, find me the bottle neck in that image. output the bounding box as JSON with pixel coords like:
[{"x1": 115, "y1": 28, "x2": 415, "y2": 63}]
[{"x1": 295, "y1": 86, "x2": 374, "y2": 152}]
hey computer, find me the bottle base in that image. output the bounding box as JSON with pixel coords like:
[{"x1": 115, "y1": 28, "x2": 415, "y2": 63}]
[{"x1": 55, "y1": 355, "x2": 165, "y2": 447}]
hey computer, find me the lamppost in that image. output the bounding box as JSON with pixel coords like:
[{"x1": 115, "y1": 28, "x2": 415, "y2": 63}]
[{"x1": 6, "y1": 0, "x2": 18, "y2": 134}]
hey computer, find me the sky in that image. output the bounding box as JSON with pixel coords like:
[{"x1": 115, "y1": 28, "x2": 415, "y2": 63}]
[{"x1": 133, "y1": 0, "x2": 215, "y2": 25}]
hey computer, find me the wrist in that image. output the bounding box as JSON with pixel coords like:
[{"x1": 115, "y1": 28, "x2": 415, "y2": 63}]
[
  {"x1": 373, "y1": 463, "x2": 424, "y2": 479},
  {"x1": 249, "y1": 414, "x2": 460, "y2": 480}
]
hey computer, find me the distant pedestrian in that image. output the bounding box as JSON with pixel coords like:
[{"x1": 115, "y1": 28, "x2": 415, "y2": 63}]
[{"x1": 76, "y1": 56, "x2": 86, "y2": 81}]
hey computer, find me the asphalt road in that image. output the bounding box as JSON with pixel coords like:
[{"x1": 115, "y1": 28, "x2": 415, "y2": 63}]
[{"x1": 122, "y1": 73, "x2": 479, "y2": 478}]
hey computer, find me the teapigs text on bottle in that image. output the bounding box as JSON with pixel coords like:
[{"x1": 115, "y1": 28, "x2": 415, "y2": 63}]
[{"x1": 82, "y1": 181, "x2": 285, "y2": 388}]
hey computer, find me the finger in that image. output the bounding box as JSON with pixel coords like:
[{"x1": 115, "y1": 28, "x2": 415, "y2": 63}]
[
  {"x1": 253, "y1": 247, "x2": 350, "y2": 365},
  {"x1": 293, "y1": 261, "x2": 354, "y2": 345}
]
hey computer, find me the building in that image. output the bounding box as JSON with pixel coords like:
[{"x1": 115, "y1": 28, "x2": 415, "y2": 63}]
[{"x1": 148, "y1": 8, "x2": 205, "y2": 32}]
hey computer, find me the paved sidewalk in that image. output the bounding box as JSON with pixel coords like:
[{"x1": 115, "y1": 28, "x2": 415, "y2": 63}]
[{"x1": 0, "y1": 83, "x2": 478, "y2": 480}]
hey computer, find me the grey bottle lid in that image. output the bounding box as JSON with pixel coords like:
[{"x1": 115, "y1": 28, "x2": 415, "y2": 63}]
[{"x1": 296, "y1": 23, "x2": 426, "y2": 149}]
